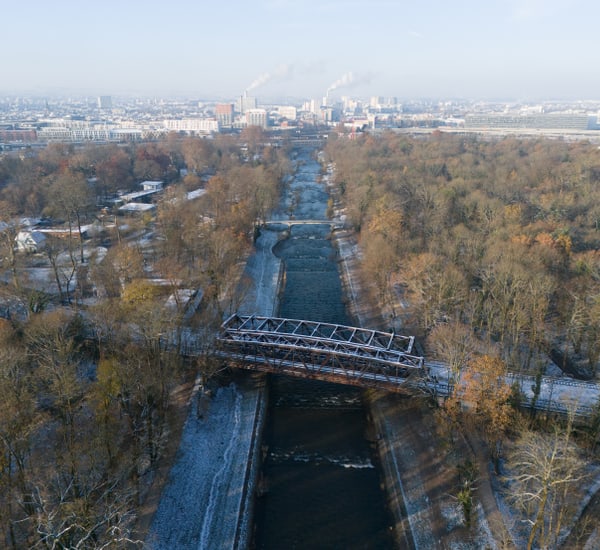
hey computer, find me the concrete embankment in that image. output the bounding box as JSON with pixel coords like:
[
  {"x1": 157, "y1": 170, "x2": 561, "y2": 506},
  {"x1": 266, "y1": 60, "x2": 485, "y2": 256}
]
[
  {"x1": 146, "y1": 228, "x2": 282, "y2": 550},
  {"x1": 334, "y1": 228, "x2": 418, "y2": 548}
]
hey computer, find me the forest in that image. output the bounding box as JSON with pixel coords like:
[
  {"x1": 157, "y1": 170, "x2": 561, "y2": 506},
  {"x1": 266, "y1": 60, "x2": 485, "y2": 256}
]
[
  {"x1": 2, "y1": 128, "x2": 600, "y2": 548},
  {"x1": 326, "y1": 131, "x2": 600, "y2": 379},
  {"x1": 325, "y1": 130, "x2": 600, "y2": 548},
  {"x1": 0, "y1": 131, "x2": 289, "y2": 548}
]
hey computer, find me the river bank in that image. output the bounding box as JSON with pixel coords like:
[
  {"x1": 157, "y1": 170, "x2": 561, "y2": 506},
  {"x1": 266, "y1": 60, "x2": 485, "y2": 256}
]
[
  {"x1": 333, "y1": 212, "x2": 500, "y2": 548},
  {"x1": 144, "y1": 226, "x2": 282, "y2": 549},
  {"x1": 146, "y1": 150, "x2": 499, "y2": 549}
]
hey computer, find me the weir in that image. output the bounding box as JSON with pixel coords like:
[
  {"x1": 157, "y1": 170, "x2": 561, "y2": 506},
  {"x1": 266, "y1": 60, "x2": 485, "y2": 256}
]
[{"x1": 252, "y1": 148, "x2": 397, "y2": 548}]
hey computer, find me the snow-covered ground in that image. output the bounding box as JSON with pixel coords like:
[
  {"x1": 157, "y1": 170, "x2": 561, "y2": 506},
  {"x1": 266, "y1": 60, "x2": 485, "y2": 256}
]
[
  {"x1": 236, "y1": 229, "x2": 282, "y2": 317},
  {"x1": 146, "y1": 382, "x2": 264, "y2": 550},
  {"x1": 146, "y1": 228, "x2": 279, "y2": 549}
]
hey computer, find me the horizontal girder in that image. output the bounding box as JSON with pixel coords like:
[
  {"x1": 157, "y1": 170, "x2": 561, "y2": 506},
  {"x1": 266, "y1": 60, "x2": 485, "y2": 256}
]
[
  {"x1": 216, "y1": 314, "x2": 425, "y2": 390},
  {"x1": 221, "y1": 314, "x2": 416, "y2": 354}
]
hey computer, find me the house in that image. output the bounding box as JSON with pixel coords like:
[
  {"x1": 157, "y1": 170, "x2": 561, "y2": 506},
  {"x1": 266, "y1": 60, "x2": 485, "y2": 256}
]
[
  {"x1": 119, "y1": 181, "x2": 163, "y2": 204},
  {"x1": 141, "y1": 180, "x2": 163, "y2": 192},
  {"x1": 16, "y1": 230, "x2": 46, "y2": 253},
  {"x1": 118, "y1": 202, "x2": 156, "y2": 215}
]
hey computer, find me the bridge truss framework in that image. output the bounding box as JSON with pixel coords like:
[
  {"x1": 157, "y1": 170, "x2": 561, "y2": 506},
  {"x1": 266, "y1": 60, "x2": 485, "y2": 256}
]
[{"x1": 216, "y1": 314, "x2": 425, "y2": 392}]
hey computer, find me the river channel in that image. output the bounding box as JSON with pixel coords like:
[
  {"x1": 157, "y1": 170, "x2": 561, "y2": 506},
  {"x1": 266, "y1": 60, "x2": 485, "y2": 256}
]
[{"x1": 252, "y1": 150, "x2": 394, "y2": 549}]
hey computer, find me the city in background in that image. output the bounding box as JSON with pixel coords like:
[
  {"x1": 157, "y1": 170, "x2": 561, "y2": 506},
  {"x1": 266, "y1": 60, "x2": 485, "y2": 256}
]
[{"x1": 2, "y1": 92, "x2": 600, "y2": 150}]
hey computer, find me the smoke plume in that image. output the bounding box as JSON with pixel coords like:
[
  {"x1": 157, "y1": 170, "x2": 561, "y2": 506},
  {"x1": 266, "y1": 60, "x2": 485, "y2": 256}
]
[
  {"x1": 246, "y1": 64, "x2": 293, "y2": 93},
  {"x1": 327, "y1": 72, "x2": 354, "y2": 93}
]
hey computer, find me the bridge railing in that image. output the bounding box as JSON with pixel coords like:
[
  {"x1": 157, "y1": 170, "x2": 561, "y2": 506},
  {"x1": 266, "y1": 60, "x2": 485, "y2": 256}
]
[
  {"x1": 214, "y1": 314, "x2": 425, "y2": 392},
  {"x1": 217, "y1": 335, "x2": 424, "y2": 371},
  {"x1": 216, "y1": 341, "x2": 425, "y2": 392},
  {"x1": 221, "y1": 314, "x2": 416, "y2": 354}
]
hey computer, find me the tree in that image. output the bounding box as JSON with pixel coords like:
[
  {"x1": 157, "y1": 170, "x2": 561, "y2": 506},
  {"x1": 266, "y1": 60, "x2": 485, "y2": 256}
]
[
  {"x1": 24, "y1": 311, "x2": 87, "y2": 491},
  {"x1": 94, "y1": 145, "x2": 134, "y2": 199},
  {"x1": 426, "y1": 321, "x2": 477, "y2": 382},
  {"x1": 399, "y1": 252, "x2": 468, "y2": 332},
  {"x1": 240, "y1": 125, "x2": 266, "y2": 159},
  {"x1": 506, "y1": 423, "x2": 587, "y2": 550},
  {"x1": 450, "y1": 354, "x2": 513, "y2": 465},
  {"x1": 0, "y1": 211, "x2": 21, "y2": 291},
  {"x1": 199, "y1": 226, "x2": 248, "y2": 316},
  {"x1": 31, "y1": 476, "x2": 141, "y2": 550},
  {"x1": 181, "y1": 137, "x2": 214, "y2": 175},
  {"x1": 42, "y1": 234, "x2": 74, "y2": 303},
  {"x1": 45, "y1": 169, "x2": 94, "y2": 265},
  {"x1": 133, "y1": 143, "x2": 173, "y2": 182},
  {"x1": 0, "y1": 321, "x2": 38, "y2": 547},
  {"x1": 362, "y1": 234, "x2": 399, "y2": 314},
  {"x1": 90, "y1": 243, "x2": 145, "y2": 298}
]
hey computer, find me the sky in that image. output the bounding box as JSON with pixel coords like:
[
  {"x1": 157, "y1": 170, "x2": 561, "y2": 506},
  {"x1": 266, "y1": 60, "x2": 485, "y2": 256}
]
[{"x1": 2, "y1": 0, "x2": 600, "y2": 101}]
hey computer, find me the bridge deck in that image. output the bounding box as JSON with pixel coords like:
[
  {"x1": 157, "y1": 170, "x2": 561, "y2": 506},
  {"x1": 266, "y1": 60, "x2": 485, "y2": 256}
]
[{"x1": 216, "y1": 314, "x2": 424, "y2": 392}]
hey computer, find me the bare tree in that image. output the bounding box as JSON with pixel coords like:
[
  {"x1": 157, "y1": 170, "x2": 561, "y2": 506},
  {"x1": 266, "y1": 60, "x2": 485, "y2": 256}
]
[
  {"x1": 426, "y1": 321, "x2": 477, "y2": 382},
  {"x1": 505, "y1": 422, "x2": 587, "y2": 550},
  {"x1": 0, "y1": 210, "x2": 21, "y2": 291},
  {"x1": 45, "y1": 170, "x2": 94, "y2": 265}
]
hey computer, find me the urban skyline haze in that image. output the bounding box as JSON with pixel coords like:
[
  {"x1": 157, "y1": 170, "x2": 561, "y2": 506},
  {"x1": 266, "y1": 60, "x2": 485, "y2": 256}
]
[{"x1": 3, "y1": 0, "x2": 600, "y2": 101}]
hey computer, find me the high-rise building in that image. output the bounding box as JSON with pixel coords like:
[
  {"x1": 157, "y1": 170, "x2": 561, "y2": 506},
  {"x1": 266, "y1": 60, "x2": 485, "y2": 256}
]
[
  {"x1": 216, "y1": 103, "x2": 234, "y2": 127},
  {"x1": 97, "y1": 95, "x2": 112, "y2": 110},
  {"x1": 237, "y1": 94, "x2": 257, "y2": 114}
]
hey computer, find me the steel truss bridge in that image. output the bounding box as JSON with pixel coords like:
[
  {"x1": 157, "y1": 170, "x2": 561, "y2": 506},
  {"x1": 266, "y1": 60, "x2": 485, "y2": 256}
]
[
  {"x1": 215, "y1": 314, "x2": 425, "y2": 392},
  {"x1": 179, "y1": 314, "x2": 600, "y2": 417}
]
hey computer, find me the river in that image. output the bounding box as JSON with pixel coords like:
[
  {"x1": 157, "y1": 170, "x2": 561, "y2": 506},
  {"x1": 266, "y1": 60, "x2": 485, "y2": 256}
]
[{"x1": 252, "y1": 149, "x2": 394, "y2": 549}]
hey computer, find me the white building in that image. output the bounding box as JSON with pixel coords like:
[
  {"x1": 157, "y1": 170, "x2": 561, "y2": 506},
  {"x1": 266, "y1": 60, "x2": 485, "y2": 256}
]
[
  {"x1": 163, "y1": 119, "x2": 219, "y2": 135},
  {"x1": 277, "y1": 106, "x2": 297, "y2": 120},
  {"x1": 245, "y1": 109, "x2": 268, "y2": 129},
  {"x1": 141, "y1": 181, "x2": 163, "y2": 192},
  {"x1": 16, "y1": 230, "x2": 46, "y2": 253}
]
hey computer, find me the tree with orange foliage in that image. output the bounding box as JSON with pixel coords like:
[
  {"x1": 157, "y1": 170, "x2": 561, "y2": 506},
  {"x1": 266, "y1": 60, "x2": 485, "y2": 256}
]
[{"x1": 449, "y1": 354, "x2": 514, "y2": 465}]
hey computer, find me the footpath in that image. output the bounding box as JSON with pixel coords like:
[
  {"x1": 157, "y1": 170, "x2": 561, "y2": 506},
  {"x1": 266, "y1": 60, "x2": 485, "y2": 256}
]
[{"x1": 335, "y1": 228, "x2": 504, "y2": 549}]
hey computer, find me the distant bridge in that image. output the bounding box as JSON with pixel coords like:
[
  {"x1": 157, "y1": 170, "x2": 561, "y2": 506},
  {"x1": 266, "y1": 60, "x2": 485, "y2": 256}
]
[
  {"x1": 213, "y1": 314, "x2": 425, "y2": 392},
  {"x1": 262, "y1": 219, "x2": 346, "y2": 231},
  {"x1": 269, "y1": 136, "x2": 327, "y2": 147}
]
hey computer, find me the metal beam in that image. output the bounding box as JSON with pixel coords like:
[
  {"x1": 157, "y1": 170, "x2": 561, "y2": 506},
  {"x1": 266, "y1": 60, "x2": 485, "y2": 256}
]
[{"x1": 215, "y1": 314, "x2": 425, "y2": 391}]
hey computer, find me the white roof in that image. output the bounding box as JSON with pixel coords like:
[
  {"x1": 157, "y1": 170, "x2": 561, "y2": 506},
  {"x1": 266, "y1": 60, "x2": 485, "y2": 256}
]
[
  {"x1": 118, "y1": 202, "x2": 156, "y2": 212},
  {"x1": 187, "y1": 188, "x2": 207, "y2": 200},
  {"x1": 16, "y1": 230, "x2": 46, "y2": 244}
]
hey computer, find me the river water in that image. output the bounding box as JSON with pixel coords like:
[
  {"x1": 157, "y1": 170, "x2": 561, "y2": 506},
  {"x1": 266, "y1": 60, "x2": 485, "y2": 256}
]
[{"x1": 252, "y1": 150, "x2": 394, "y2": 549}]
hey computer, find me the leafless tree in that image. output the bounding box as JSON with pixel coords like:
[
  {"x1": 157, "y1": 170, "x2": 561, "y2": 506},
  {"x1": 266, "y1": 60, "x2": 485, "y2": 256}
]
[{"x1": 505, "y1": 417, "x2": 587, "y2": 550}]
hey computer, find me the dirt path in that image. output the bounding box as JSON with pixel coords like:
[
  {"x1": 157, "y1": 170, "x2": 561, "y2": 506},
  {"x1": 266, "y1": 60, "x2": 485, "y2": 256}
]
[{"x1": 561, "y1": 484, "x2": 600, "y2": 548}]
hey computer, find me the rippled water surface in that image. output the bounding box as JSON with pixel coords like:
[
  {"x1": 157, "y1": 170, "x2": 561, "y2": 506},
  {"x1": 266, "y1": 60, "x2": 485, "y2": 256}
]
[{"x1": 253, "y1": 150, "x2": 394, "y2": 549}]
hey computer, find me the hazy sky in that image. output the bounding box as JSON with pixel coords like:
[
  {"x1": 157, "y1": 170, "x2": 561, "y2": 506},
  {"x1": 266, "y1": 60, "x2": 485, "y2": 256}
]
[{"x1": 3, "y1": 0, "x2": 599, "y2": 101}]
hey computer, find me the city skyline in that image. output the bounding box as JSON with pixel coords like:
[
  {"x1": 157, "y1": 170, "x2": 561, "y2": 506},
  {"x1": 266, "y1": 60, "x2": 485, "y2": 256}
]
[{"x1": 3, "y1": 0, "x2": 600, "y2": 101}]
